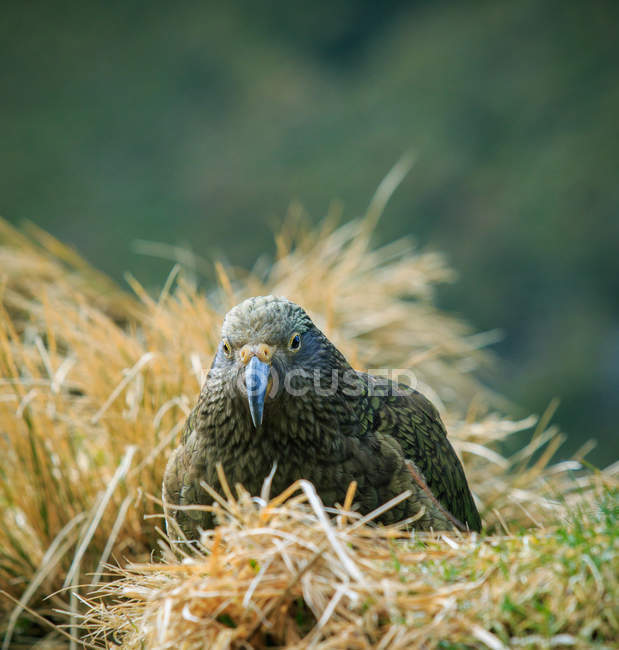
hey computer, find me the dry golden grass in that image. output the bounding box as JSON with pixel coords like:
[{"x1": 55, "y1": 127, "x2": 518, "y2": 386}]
[
  {"x1": 0, "y1": 171, "x2": 617, "y2": 647},
  {"x1": 82, "y1": 477, "x2": 617, "y2": 650}
]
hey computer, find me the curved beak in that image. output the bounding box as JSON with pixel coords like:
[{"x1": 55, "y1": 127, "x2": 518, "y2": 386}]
[{"x1": 245, "y1": 356, "x2": 271, "y2": 428}]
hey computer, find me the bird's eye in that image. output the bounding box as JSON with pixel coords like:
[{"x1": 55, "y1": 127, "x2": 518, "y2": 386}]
[
  {"x1": 288, "y1": 333, "x2": 301, "y2": 352},
  {"x1": 222, "y1": 340, "x2": 232, "y2": 358}
]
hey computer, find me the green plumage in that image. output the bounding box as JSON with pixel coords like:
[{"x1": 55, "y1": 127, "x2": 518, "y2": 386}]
[{"x1": 163, "y1": 296, "x2": 481, "y2": 539}]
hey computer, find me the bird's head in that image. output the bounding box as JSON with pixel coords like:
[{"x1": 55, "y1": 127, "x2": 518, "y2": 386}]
[{"x1": 209, "y1": 295, "x2": 344, "y2": 428}]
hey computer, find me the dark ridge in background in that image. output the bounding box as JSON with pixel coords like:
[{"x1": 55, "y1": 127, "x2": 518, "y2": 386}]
[{"x1": 1, "y1": 0, "x2": 617, "y2": 464}]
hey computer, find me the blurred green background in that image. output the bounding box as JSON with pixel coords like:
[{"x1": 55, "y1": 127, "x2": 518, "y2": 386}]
[{"x1": 1, "y1": 0, "x2": 617, "y2": 465}]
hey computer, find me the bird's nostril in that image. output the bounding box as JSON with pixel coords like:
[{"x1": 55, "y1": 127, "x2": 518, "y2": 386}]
[
  {"x1": 257, "y1": 344, "x2": 272, "y2": 362},
  {"x1": 240, "y1": 344, "x2": 272, "y2": 365}
]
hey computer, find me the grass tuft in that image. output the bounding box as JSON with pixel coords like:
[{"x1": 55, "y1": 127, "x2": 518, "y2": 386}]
[
  {"x1": 0, "y1": 205, "x2": 616, "y2": 647},
  {"x1": 82, "y1": 480, "x2": 617, "y2": 649}
]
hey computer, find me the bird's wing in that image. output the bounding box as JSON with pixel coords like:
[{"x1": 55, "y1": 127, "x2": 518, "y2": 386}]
[{"x1": 358, "y1": 372, "x2": 481, "y2": 531}]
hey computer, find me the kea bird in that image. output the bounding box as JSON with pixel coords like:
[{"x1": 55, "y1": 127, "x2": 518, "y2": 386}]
[{"x1": 163, "y1": 296, "x2": 481, "y2": 538}]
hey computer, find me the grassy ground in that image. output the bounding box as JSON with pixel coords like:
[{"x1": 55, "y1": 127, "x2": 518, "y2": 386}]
[
  {"x1": 0, "y1": 194, "x2": 616, "y2": 647},
  {"x1": 83, "y1": 480, "x2": 617, "y2": 649}
]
